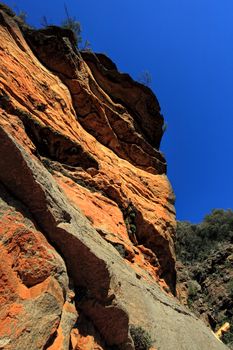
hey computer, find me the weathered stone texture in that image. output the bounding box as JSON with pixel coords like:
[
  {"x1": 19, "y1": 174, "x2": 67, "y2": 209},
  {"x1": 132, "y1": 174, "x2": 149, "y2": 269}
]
[{"x1": 0, "y1": 5, "x2": 229, "y2": 350}]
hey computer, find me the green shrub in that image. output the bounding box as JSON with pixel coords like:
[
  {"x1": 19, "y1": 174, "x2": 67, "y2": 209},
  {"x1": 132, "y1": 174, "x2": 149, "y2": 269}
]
[
  {"x1": 227, "y1": 279, "x2": 233, "y2": 296},
  {"x1": 222, "y1": 330, "x2": 233, "y2": 349},
  {"x1": 130, "y1": 325, "x2": 153, "y2": 350},
  {"x1": 187, "y1": 280, "x2": 201, "y2": 299},
  {"x1": 123, "y1": 204, "x2": 138, "y2": 243},
  {"x1": 175, "y1": 209, "x2": 233, "y2": 264}
]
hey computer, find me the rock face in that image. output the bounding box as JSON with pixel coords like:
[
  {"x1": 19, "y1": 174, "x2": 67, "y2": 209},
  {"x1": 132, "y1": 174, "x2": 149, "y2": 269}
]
[{"x1": 0, "y1": 5, "x2": 229, "y2": 350}]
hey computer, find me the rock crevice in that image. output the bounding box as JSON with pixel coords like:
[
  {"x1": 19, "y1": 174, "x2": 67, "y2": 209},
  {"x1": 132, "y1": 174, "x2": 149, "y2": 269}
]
[{"x1": 0, "y1": 6, "x2": 229, "y2": 350}]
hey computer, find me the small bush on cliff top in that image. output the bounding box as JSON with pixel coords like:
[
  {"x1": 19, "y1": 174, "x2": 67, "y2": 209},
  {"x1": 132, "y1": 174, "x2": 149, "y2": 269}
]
[
  {"x1": 138, "y1": 70, "x2": 152, "y2": 87},
  {"x1": 130, "y1": 325, "x2": 153, "y2": 350},
  {"x1": 40, "y1": 4, "x2": 91, "y2": 50},
  {"x1": 61, "y1": 4, "x2": 82, "y2": 47}
]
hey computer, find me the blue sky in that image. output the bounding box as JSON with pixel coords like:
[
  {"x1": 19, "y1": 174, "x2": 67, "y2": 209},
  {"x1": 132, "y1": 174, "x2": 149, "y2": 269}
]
[{"x1": 3, "y1": 0, "x2": 233, "y2": 222}]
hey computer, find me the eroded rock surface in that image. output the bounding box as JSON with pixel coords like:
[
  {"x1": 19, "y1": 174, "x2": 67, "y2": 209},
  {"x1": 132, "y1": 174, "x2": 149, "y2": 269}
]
[{"x1": 0, "y1": 5, "x2": 229, "y2": 350}]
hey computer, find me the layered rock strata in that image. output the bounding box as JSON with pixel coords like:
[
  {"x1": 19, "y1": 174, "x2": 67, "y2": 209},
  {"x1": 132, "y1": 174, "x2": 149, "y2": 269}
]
[{"x1": 0, "y1": 5, "x2": 229, "y2": 350}]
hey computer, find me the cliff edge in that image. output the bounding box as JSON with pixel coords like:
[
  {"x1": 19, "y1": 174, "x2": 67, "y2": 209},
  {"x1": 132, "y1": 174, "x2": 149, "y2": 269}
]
[{"x1": 0, "y1": 4, "x2": 229, "y2": 350}]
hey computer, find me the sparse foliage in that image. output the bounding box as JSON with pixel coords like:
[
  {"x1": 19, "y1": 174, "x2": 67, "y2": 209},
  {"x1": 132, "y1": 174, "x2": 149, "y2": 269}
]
[
  {"x1": 130, "y1": 325, "x2": 153, "y2": 350},
  {"x1": 162, "y1": 121, "x2": 168, "y2": 134},
  {"x1": 123, "y1": 204, "x2": 138, "y2": 244},
  {"x1": 138, "y1": 70, "x2": 152, "y2": 87},
  {"x1": 227, "y1": 279, "x2": 233, "y2": 296},
  {"x1": 61, "y1": 4, "x2": 82, "y2": 47},
  {"x1": 82, "y1": 39, "x2": 92, "y2": 51},
  {"x1": 40, "y1": 15, "x2": 49, "y2": 28},
  {"x1": 187, "y1": 280, "x2": 201, "y2": 299},
  {"x1": 17, "y1": 10, "x2": 27, "y2": 22},
  {"x1": 176, "y1": 209, "x2": 233, "y2": 349},
  {"x1": 175, "y1": 209, "x2": 233, "y2": 263}
]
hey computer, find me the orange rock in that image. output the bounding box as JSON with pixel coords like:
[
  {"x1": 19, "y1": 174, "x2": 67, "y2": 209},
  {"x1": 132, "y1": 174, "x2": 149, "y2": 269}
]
[
  {"x1": 0, "y1": 5, "x2": 176, "y2": 346},
  {"x1": 71, "y1": 330, "x2": 101, "y2": 350},
  {"x1": 70, "y1": 315, "x2": 106, "y2": 350},
  {"x1": 0, "y1": 183, "x2": 69, "y2": 348},
  {"x1": 0, "y1": 8, "x2": 176, "y2": 292},
  {"x1": 0, "y1": 6, "x2": 229, "y2": 350}
]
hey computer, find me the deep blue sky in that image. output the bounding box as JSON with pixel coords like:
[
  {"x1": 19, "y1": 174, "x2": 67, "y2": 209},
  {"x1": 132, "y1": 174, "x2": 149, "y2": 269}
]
[{"x1": 3, "y1": 0, "x2": 233, "y2": 222}]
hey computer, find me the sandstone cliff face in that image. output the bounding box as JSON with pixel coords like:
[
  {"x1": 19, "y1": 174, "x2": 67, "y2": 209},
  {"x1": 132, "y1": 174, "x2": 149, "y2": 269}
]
[{"x1": 0, "y1": 5, "x2": 229, "y2": 350}]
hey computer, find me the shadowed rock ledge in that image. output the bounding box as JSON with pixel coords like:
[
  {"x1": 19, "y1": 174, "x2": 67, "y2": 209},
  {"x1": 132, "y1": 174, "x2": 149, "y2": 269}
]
[{"x1": 0, "y1": 4, "x2": 229, "y2": 350}]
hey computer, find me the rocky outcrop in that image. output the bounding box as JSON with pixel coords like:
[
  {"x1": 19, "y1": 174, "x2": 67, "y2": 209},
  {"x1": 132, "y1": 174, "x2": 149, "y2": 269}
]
[
  {"x1": 0, "y1": 4, "x2": 229, "y2": 349},
  {"x1": 23, "y1": 25, "x2": 166, "y2": 176}
]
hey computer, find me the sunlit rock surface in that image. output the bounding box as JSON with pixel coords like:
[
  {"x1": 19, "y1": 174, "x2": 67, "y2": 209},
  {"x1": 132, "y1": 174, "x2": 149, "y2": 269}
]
[{"x1": 0, "y1": 5, "x2": 229, "y2": 350}]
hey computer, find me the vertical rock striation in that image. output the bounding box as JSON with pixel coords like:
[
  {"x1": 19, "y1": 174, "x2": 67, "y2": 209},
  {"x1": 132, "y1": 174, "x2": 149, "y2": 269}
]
[{"x1": 0, "y1": 4, "x2": 229, "y2": 350}]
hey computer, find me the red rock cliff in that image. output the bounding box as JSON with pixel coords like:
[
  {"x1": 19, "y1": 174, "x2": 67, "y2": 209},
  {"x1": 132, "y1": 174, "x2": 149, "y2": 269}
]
[{"x1": 0, "y1": 5, "x2": 229, "y2": 350}]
